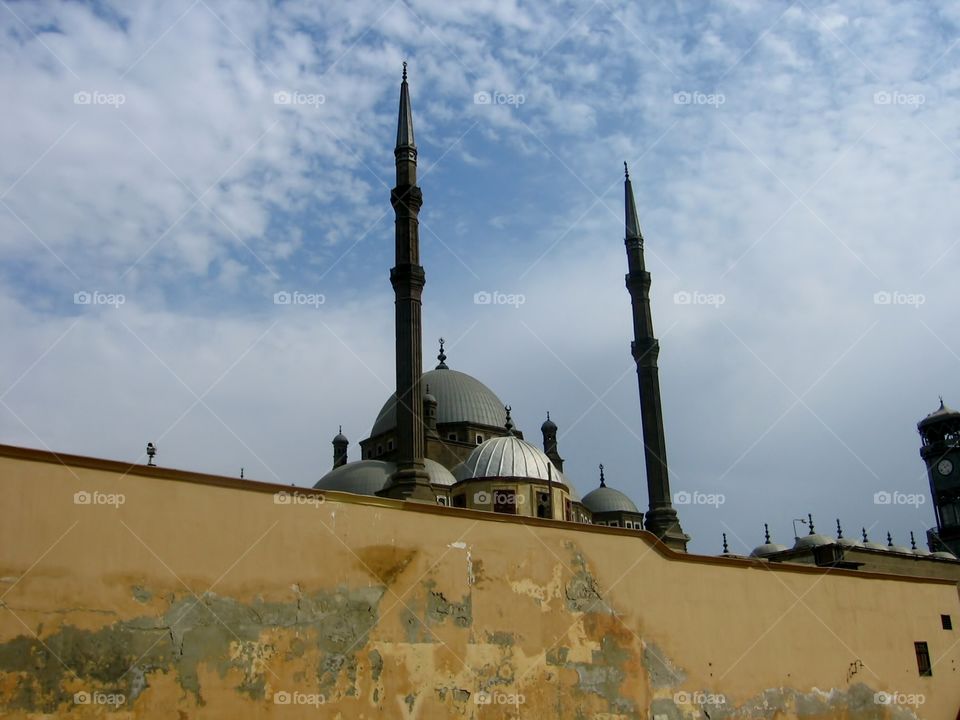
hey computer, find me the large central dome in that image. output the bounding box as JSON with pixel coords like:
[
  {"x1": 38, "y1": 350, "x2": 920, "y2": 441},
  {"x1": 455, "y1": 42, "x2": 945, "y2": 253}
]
[{"x1": 369, "y1": 368, "x2": 507, "y2": 437}]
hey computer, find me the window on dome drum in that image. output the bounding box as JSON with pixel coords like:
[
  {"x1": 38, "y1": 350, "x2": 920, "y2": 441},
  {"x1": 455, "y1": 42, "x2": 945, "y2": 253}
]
[
  {"x1": 535, "y1": 491, "x2": 550, "y2": 519},
  {"x1": 447, "y1": 433, "x2": 458, "y2": 441},
  {"x1": 436, "y1": 496, "x2": 448, "y2": 506},
  {"x1": 609, "y1": 520, "x2": 620, "y2": 527},
  {"x1": 595, "y1": 521, "x2": 605, "y2": 526},
  {"x1": 564, "y1": 499, "x2": 572, "y2": 521},
  {"x1": 943, "y1": 614, "x2": 953, "y2": 630},
  {"x1": 493, "y1": 489, "x2": 516, "y2": 514},
  {"x1": 452, "y1": 494, "x2": 466, "y2": 508},
  {"x1": 915, "y1": 641, "x2": 932, "y2": 676},
  {"x1": 476, "y1": 434, "x2": 483, "y2": 445},
  {"x1": 624, "y1": 521, "x2": 632, "y2": 529},
  {"x1": 387, "y1": 440, "x2": 394, "y2": 451}
]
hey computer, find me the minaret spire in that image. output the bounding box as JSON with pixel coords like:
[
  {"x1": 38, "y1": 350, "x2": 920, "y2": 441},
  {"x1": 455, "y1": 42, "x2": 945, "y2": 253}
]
[
  {"x1": 380, "y1": 63, "x2": 433, "y2": 501},
  {"x1": 396, "y1": 61, "x2": 415, "y2": 150},
  {"x1": 624, "y1": 162, "x2": 642, "y2": 242},
  {"x1": 623, "y1": 162, "x2": 688, "y2": 550}
]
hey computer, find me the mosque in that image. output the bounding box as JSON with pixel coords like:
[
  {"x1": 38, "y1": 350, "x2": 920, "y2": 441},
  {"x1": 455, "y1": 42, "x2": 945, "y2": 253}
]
[{"x1": 312, "y1": 64, "x2": 960, "y2": 570}]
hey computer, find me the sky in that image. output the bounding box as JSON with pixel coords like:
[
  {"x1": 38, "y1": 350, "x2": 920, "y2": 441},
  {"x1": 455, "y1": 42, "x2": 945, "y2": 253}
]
[{"x1": 1, "y1": 0, "x2": 958, "y2": 554}]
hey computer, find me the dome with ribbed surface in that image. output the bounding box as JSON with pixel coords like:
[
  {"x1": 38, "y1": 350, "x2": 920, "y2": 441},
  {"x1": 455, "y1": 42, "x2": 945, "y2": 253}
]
[
  {"x1": 460, "y1": 435, "x2": 564, "y2": 482},
  {"x1": 581, "y1": 485, "x2": 639, "y2": 514},
  {"x1": 314, "y1": 458, "x2": 455, "y2": 495},
  {"x1": 370, "y1": 368, "x2": 507, "y2": 437}
]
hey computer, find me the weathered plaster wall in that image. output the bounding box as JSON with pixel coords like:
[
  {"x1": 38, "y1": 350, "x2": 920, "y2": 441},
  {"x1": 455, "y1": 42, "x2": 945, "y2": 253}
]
[{"x1": 0, "y1": 447, "x2": 958, "y2": 718}]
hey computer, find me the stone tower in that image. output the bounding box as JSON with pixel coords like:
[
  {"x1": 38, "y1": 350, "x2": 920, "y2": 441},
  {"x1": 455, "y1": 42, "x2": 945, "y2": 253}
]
[
  {"x1": 380, "y1": 63, "x2": 433, "y2": 501},
  {"x1": 623, "y1": 163, "x2": 688, "y2": 551}
]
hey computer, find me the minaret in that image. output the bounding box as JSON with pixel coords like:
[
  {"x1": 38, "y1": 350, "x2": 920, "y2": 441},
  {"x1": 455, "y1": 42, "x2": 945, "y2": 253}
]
[
  {"x1": 380, "y1": 63, "x2": 433, "y2": 501},
  {"x1": 623, "y1": 162, "x2": 688, "y2": 550},
  {"x1": 541, "y1": 412, "x2": 564, "y2": 472}
]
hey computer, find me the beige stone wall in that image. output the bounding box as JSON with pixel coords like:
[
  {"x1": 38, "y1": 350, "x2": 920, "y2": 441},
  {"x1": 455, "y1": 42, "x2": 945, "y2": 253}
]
[{"x1": 0, "y1": 445, "x2": 958, "y2": 719}]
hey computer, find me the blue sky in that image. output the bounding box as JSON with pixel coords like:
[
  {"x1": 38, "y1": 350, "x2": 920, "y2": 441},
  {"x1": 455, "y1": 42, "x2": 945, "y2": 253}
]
[{"x1": 2, "y1": 0, "x2": 959, "y2": 553}]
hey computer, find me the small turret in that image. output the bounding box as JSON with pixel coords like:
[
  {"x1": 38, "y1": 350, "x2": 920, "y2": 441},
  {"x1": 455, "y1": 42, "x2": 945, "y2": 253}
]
[
  {"x1": 332, "y1": 426, "x2": 349, "y2": 469},
  {"x1": 540, "y1": 412, "x2": 564, "y2": 472}
]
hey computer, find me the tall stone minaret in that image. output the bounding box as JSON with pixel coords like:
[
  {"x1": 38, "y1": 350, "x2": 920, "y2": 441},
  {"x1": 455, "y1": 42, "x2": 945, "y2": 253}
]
[
  {"x1": 380, "y1": 63, "x2": 433, "y2": 501},
  {"x1": 623, "y1": 163, "x2": 688, "y2": 550}
]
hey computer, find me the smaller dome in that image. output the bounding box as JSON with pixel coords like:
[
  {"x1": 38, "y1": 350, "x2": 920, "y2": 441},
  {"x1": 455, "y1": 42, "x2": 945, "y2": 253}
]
[
  {"x1": 333, "y1": 425, "x2": 348, "y2": 444},
  {"x1": 793, "y1": 533, "x2": 835, "y2": 550},
  {"x1": 315, "y1": 459, "x2": 391, "y2": 496},
  {"x1": 912, "y1": 546, "x2": 931, "y2": 557},
  {"x1": 460, "y1": 434, "x2": 565, "y2": 484},
  {"x1": 750, "y1": 524, "x2": 787, "y2": 557},
  {"x1": 860, "y1": 530, "x2": 888, "y2": 551},
  {"x1": 541, "y1": 413, "x2": 557, "y2": 432},
  {"x1": 315, "y1": 458, "x2": 456, "y2": 495},
  {"x1": 793, "y1": 515, "x2": 834, "y2": 550},
  {"x1": 834, "y1": 521, "x2": 861, "y2": 548},
  {"x1": 582, "y1": 486, "x2": 639, "y2": 514},
  {"x1": 931, "y1": 550, "x2": 958, "y2": 560},
  {"x1": 837, "y1": 536, "x2": 863, "y2": 548},
  {"x1": 750, "y1": 542, "x2": 788, "y2": 557},
  {"x1": 886, "y1": 533, "x2": 911, "y2": 554},
  {"x1": 918, "y1": 398, "x2": 960, "y2": 429}
]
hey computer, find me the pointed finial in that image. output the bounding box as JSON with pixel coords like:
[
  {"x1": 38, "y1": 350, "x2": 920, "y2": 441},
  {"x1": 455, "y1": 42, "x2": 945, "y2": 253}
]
[
  {"x1": 240, "y1": 467, "x2": 244, "y2": 479},
  {"x1": 887, "y1": 531, "x2": 894, "y2": 547},
  {"x1": 599, "y1": 463, "x2": 606, "y2": 487},
  {"x1": 836, "y1": 519, "x2": 843, "y2": 539},
  {"x1": 722, "y1": 533, "x2": 729, "y2": 554},
  {"x1": 436, "y1": 337, "x2": 448, "y2": 369},
  {"x1": 764, "y1": 523, "x2": 771, "y2": 543},
  {"x1": 402, "y1": 61, "x2": 407, "y2": 82},
  {"x1": 939, "y1": 395, "x2": 945, "y2": 409},
  {"x1": 339, "y1": 424, "x2": 342, "y2": 434},
  {"x1": 624, "y1": 162, "x2": 642, "y2": 240},
  {"x1": 807, "y1": 513, "x2": 815, "y2": 535},
  {"x1": 504, "y1": 405, "x2": 514, "y2": 434},
  {"x1": 546, "y1": 411, "x2": 550, "y2": 421},
  {"x1": 862, "y1": 527, "x2": 869, "y2": 542},
  {"x1": 910, "y1": 531, "x2": 918, "y2": 550}
]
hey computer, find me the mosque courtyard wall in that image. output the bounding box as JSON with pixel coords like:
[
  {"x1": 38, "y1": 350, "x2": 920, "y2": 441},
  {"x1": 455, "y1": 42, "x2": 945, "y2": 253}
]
[{"x1": 1, "y1": 443, "x2": 958, "y2": 719}]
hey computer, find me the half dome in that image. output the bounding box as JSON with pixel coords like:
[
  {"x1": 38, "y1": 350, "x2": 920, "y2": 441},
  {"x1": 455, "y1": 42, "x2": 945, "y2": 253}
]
[{"x1": 370, "y1": 368, "x2": 507, "y2": 437}]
